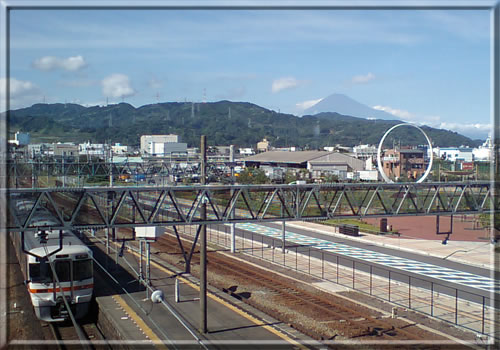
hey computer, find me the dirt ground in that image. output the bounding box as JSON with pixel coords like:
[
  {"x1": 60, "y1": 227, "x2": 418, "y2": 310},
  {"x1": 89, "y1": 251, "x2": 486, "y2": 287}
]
[{"x1": 364, "y1": 215, "x2": 492, "y2": 242}]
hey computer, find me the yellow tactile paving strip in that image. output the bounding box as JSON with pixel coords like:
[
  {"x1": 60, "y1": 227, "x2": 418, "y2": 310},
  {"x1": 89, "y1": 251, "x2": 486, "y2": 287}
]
[
  {"x1": 127, "y1": 245, "x2": 305, "y2": 349},
  {"x1": 112, "y1": 294, "x2": 169, "y2": 349}
]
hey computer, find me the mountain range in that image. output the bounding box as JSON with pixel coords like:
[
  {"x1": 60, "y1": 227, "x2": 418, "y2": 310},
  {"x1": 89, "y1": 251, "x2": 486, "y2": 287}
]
[{"x1": 6, "y1": 97, "x2": 481, "y2": 149}]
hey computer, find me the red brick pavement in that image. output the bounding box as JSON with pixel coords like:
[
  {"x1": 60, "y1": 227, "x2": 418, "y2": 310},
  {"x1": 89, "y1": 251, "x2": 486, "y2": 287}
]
[{"x1": 364, "y1": 215, "x2": 492, "y2": 242}]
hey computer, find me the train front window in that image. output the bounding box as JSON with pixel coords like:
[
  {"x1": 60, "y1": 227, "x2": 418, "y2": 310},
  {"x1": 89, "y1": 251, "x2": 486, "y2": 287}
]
[
  {"x1": 73, "y1": 259, "x2": 92, "y2": 281},
  {"x1": 28, "y1": 262, "x2": 51, "y2": 283},
  {"x1": 54, "y1": 261, "x2": 71, "y2": 282}
]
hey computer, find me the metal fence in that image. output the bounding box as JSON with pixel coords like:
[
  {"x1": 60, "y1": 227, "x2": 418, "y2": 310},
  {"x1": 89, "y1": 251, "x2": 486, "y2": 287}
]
[{"x1": 179, "y1": 224, "x2": 499, "y2": 340}]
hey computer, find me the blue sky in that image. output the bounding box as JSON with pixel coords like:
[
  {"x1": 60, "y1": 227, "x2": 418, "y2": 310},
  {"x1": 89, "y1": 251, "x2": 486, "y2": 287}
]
[{"x1": 5, "y1": 6, "x2": 494, "y2": 139}]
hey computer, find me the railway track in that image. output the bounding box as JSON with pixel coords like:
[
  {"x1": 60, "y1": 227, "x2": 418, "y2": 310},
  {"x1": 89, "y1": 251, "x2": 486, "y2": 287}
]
[
  {"x1": 46, "y1": 267, "x2": 110, "y2": 349},
  {"x1": 48, "y1": 318, "x2": 104, "y2": 350},
  {"x1": 151, "y1": 232, "x2": 450, "y2": 344},
  {"x1": 38, "y1": 187, "x2": 476, "y2": 346}
]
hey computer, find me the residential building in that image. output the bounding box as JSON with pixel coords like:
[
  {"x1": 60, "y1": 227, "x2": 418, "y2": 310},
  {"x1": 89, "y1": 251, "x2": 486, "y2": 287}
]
[
  {"x1": 112, "y1": 143, "x2": 129, "y2": 155},
  {"x1": 212, "y1": 146, "x2": 231, "y2": 156},
  {"x1": 79, "y1": 141, "x2": 107, "y2": 157},
  {"x1": 381, "y1": 148, "x2": 426, "y2": 181},
  {"x1": 352, "y1": 144, "x2": 377, "y2": 160},
  {"x1": 53, "y1": 143, "x2": 79, "y2": 159},
  {"x1": 239, "y1": 148, "x2": 255, "y2": 156},
  {"x1": 28, "y1": 143, "x2": 53, "y2": 158},
  {"x1": 256, "y1": 138, "x2": 270, "y2": 153}
]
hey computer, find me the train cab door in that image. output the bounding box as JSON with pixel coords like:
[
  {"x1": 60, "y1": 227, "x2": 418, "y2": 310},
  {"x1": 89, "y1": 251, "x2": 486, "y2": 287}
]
[
  {"x1": 48, "y1": 258, "x2": 72, "y2": 320},
  {"x1": 54, "y1": 259, "x2": 73, "y2": 300}
]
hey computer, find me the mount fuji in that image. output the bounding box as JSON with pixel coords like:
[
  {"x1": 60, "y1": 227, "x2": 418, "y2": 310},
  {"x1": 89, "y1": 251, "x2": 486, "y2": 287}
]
[{"x1": 303, "y1": 93, "x2": 399, "y2": 121}]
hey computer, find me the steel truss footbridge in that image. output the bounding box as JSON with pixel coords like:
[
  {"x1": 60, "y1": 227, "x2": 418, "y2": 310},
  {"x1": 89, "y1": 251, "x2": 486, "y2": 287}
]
[
  {"x1": 2, "y1": 159, "x2": 236, "y2": 181},
  {"x1": 3, "y1": 181, "x2": 496, "y2": 232}
]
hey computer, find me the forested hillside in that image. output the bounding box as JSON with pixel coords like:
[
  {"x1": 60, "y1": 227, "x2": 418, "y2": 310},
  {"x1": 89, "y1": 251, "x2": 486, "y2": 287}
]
[{"x1": 6, "y1": 101, "x2": 480, "y2": 148}]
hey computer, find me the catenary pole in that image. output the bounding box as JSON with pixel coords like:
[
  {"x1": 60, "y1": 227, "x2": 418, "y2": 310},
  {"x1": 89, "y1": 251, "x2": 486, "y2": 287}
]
[{"x1": 200, "y1": 135, "x2": 207, "y2": 333}]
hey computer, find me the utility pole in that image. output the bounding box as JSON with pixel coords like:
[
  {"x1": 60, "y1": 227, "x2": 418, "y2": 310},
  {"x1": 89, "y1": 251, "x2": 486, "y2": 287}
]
[
  {"x1": 282, "y1": 203, "x2": 286, "y2": 253},
  {"x1": 62, "y1": 155, "x2": 65, "y2": 187},
  {"x1": 200, "y1": 135, "x2": 207, "y2": 334},
  {"x1": 109, "y1": 143, "x2": 113, "y2": 187},
  {"x1": 31, "y1": 161, "x2": 34, "y2": 188},
  {"x1": 230, "y1": 145, "x2": 236, "y2": 253}
]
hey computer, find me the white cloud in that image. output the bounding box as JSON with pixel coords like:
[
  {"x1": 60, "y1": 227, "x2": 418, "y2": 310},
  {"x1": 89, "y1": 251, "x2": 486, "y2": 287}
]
[
  {"x1": 272, "y1": 77, "x2": 300, "y2": 93},
  {"x1": 351, "y1": 72, "x2": 375, "y2": 84},
  {"x1": 372, "y1": 105, "x2": 414, "y2": 119},
  {"x1": 101, "y1": 74, "x2": 135, "y2": 99},
  {"x1": 373, "y1": 104, "x2": 444, "y2": 125},
  {"x1": 0, "y1": 77, "x2": 43, "y2": 110},
  {"x1": 437, "y1": 122, "x2": 492, "y2": 134},
  {"x1": 296, "y1": 98, "x2": 323, "y2": 110},
  {"x1": 432, "y1": 122, "x2": 492, "y2": 139},
  {"x1": 32, "y1": 55, "x2": 87, "y2": 71},
  {"x1": 373, "y1": 103, "x2": 491, "y2": 138},
  {"x1": 8, "y1": 78, "x2": 36, "y2": 96}
]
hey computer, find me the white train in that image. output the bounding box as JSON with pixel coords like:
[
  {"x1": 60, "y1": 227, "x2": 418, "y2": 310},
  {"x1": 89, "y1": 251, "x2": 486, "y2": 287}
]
[{"x1": 10, "y1": 196, "x2": 94, "y2": 322}]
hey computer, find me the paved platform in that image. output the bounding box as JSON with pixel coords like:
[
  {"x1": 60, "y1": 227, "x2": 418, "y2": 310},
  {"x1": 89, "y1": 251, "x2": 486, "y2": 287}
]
[
  {"x1": 287, "y1": 221, "x2": 497, "y2": 271},
  {"x1": 88, "y1": 234, "x2": 315, "y2": 349}
]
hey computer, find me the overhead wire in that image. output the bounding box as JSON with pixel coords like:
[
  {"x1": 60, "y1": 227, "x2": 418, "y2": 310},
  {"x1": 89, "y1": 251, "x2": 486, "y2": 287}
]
[
  {"x1": 41, "y1": 234, "x2": 91, "y2": 348},
  {"x1": 88, "y1": 230, "x2": 209, "y2": 350}
]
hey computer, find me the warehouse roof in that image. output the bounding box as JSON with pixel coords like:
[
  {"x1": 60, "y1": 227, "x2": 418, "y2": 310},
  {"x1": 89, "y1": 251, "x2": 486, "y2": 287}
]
[
  {"x1": 243, "y1": 151, "x2": 333, "y2": 164},
  {"x1": 308, "y1": 152, "x2": 365, "y2": 171}
]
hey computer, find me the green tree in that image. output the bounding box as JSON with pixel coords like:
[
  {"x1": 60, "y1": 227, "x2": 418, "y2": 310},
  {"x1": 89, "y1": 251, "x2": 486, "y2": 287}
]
[
  {"x1": 297, "y1": 169, "x2": 311, "y2": 181},
  {"x1": 284, "y1": 171, "x2": 298, "y2": 184},
  {"x1": 237, "y1": 167, "x2": 269, "y2": 184},
  {"x1": 322, "y1": 173, "x2": 339, "y2": 183}
]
